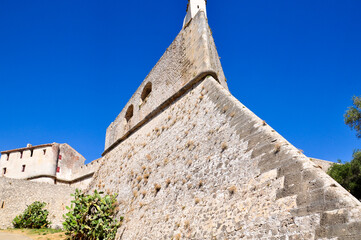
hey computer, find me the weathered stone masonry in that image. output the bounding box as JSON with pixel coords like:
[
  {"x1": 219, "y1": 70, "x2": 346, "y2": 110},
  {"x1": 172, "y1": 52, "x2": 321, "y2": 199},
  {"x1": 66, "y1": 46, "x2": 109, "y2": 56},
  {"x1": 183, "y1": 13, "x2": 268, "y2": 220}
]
[
  {"x1": 89, "y1": 76, "x2": 361, "y2": 239},
  {"x1": 87, "y1": 7, "x2": 361, "y2": 239},
  {"x1": 0, "y1": 178, "x2": 74, "y2": 229},
  {"x1": 1, "y1": 1, "x2": 361, "y2": 238}
]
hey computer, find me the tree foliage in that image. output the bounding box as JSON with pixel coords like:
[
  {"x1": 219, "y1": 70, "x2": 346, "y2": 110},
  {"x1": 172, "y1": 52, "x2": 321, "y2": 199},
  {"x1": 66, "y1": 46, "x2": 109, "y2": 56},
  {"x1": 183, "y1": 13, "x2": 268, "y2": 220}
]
[
  {"x1": 344, "y1": 96, "x2": 361, "y2": 138},
  {"x1": 12, "y1": 201, "x2": 50, "y2": 229},
  {"x1": 63, "y1": 189, "x2": 122, "y2": 240},
  {"x1": 327, "y1": 150, "x2": 361, "y2": 200},
  {"x1": 327, "y1": 96, "x2": 361, "y2": 201}
]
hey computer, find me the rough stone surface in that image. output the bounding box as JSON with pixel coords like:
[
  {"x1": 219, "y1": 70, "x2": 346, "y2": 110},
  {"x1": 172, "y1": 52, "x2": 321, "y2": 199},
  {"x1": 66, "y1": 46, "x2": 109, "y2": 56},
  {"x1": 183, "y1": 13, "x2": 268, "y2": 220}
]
[
  {"x1": 309, "y1": 158, "x2": 334, "y2": 173},
  {"x1": 0, "y1": 177, "x2": 74, "y2": 229},
  {"x1": 88, "y1": 77, "x2": 361, "y2": 239},
  {"x1": 104, "y1": 11, "x2": 227, "y2": 152}
]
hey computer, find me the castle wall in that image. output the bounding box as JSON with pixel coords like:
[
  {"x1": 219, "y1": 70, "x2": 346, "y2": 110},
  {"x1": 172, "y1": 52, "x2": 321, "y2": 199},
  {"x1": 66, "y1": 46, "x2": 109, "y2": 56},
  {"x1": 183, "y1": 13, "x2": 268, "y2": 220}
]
[
  {"x1": 88, "y1": 76, "x2": 361, "y2": 239},
  {"x1": 0, "y1": 144, "x2": 57, "y2": 184},
  {"x1": 309, "y1": 158, "x2": 334, "y2": 173},
  {"x1": 0, "y1": 177, "x2": 75, "y2": 229},
  {"x1": 104, "y1": 11, "x2": 227, "y2": 153},
  {"x1": 58, "y1": 158, "x2": 102, "y2": 189},
  {"x1": 55, "y1": 143, "x2": 86, "y2": 181}
]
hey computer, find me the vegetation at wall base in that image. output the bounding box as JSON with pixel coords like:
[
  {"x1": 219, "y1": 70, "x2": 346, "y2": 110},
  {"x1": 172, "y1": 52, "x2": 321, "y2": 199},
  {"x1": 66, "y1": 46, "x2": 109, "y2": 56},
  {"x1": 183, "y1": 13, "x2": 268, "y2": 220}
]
[
  {"x1": 63, "y1": 189, "x2": 121, "y2": 240},
  {"x1": 12, "y1": 201, "x2": 50, "y2": 229}
]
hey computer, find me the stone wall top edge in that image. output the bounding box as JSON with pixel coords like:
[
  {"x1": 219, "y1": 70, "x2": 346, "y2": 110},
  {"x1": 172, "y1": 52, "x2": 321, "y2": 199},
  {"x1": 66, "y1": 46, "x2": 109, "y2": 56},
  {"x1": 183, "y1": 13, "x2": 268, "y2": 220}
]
[
  {"x1": 204, "y1": 75, "x2": 361, "y2": 208},
  {"x1": 103, "y1": 70, "x2": 219, "y2": 156}
]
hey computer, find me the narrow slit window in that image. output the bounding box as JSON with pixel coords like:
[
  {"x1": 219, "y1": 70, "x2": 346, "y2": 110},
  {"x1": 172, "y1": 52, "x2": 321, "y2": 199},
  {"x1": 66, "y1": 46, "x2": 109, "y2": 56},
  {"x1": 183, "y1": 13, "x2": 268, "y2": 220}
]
[
  {"x1": 1, "y1": 201, "x2": 4, "y2": 209},
  {"x1": 3, "y1": 168, "x2": 6, "y2": 175},
  {"x1": 141, "y1": 82, "x2": 152, "y2": 102},
  {"x1": 6, "y1": 154, "x2": 9, "y2": 161},
  {"x1": 43, "y1": 149, "x2": 46, "y2": 155},
  {"x1": 20, "y1": 151, "x2": 23, "y2": 159},
  {"x1": 125, "y1": 104, "x2": 134, "y2": 123},
  {"x1": 30, "y1": 149, "x2": 34, "y2": 157},
  {"x1": 22, "y1": 165, "x2": 26, "y2": 172}
]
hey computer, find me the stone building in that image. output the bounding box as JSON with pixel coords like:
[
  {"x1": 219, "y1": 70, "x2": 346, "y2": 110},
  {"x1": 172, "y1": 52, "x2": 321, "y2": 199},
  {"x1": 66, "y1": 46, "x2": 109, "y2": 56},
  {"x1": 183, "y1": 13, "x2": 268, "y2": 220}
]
[
  {"x1": 1, "y1": 0, "x2": 361, "y2": 238},
  {"x1": 87, "y1": 0, "x2": 361, "y2": 239},
  {"x1": 0, "y1": 143, "x2": 99, "y2": 187},
  {"x1": 0, "y1": 143, "x2": 101, "y2": 229}
]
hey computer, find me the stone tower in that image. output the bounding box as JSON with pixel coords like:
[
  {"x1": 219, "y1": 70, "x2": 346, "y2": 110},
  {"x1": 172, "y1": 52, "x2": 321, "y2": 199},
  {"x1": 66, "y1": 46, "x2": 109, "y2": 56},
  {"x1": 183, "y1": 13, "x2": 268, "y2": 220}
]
[
  {"x1": 183, "y1": 0, "x2": 207, "y2": 27},
  {"x1": 88, "y1": 2, "x2": 361, "y2": 239}
]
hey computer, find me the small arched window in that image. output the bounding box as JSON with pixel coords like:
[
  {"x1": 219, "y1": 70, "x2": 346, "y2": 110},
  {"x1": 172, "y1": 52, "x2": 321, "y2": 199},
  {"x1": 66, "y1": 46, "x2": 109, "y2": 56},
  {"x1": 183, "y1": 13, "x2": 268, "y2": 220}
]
[
  {"x1": 141, "y1": 82, "x2": 152, "y2": 102},
  {"x1": 125, "y1": 104, "x2": 134, "y2": 123}
]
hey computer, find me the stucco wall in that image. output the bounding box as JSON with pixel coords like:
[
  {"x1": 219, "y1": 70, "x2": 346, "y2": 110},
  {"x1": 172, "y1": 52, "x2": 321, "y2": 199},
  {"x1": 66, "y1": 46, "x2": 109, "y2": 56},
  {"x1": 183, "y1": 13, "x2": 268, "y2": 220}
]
[
  {"x1": 0, "y1": 143, "x2": 98, "y2": 188},
  {"x1": 0, "y1": 145, "x2": 57, "y2": 184},
  {"x1": 56, "y1": 143, "x2": 86, "y2": 181},
  {"x1": 88, "y1": 76, "x2": 361, "y2": 239},
  {"x1": 0, "y1": 177, "x2": 75, "y2": 229}
]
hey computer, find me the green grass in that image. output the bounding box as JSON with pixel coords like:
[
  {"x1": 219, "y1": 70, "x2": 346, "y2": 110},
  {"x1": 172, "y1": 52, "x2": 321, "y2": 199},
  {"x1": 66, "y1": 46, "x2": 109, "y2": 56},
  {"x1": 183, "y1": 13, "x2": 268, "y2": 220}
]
[{"x1": 28, "y1": 228, "x2": 63, "y2": 235}]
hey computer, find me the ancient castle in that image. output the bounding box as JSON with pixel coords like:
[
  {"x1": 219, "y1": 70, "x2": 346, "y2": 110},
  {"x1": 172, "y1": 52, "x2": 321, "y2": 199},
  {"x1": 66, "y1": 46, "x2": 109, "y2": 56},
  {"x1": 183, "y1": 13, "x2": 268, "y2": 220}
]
[{"x1": 1, "y1": 0, "x2": 361, "y2": 239}]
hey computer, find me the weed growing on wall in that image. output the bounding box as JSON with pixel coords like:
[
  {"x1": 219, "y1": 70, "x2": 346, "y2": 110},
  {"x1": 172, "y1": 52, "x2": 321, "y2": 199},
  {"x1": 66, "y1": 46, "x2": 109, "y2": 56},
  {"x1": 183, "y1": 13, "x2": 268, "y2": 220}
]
[
  {"x1": 13, "y1": 201, "x2": 50, "y2": 229},
  {"x1": 63, "y1": 189, "x2": 122, "y2": 240}
]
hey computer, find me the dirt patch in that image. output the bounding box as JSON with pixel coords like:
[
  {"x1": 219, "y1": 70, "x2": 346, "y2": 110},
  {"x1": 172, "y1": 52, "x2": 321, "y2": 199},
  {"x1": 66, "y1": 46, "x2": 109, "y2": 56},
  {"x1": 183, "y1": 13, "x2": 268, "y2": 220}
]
[{"x1": 0, "y1": 229, "x2": 66, "y2": 240}]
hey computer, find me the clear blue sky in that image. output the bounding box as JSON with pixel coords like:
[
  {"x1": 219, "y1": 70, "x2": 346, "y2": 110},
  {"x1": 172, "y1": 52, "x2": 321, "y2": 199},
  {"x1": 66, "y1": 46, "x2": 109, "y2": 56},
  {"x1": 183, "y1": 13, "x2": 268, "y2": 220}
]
[{"x1": 0, "y1": 0, "x2": 360, "y2": 164}]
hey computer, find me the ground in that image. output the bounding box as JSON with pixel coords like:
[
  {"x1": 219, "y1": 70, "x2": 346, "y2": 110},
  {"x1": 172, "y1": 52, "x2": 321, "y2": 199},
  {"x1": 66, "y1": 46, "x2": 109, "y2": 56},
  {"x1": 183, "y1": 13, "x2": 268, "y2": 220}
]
[{"x1": 0, "y1": 229, "x2": 66, "y2": 240}]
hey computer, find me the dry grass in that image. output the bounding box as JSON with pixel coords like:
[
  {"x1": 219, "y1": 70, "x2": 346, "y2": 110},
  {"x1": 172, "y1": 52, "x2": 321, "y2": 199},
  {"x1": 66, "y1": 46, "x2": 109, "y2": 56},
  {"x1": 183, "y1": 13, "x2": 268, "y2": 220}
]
[
  {"x1": 0, "y1": 229, "x2": 65, "y2": 240},
  {"x1": 198, "y1": 180, "x2": 204, "y2": 188},
  {"x1": 222, "y1": 105, "x2": 229, "y2": 113},
  {"x1": 221, "y1": 142, "x2": 228, "y2": 152},
  {"x1": 186, "y1": 140, "x2": 195, "y2": 150},
  {"x1": 133, "y1": 190, "x2": 139, "y2": 198},
  {"x1": 174, "y1": 233, "x2": 181, "y2": 240},
  {"x1": 274, "y1": 143, "x2": 281, "y2": 154},
  {"x1": 186, "y1": 159, "x2": 192, "y2": 167},
  {"x1": 184, "y1": 220, "x2": 190, "y2": 229},
  {"x1": 165, "y1": 178, "x2": 171, "y2": 187},
  {"x1": 154, "y1": 183, "x2": 161, "y2": 193},
  {"x1": 228, "y1": 185, "x2": 237, "y2": 195}
]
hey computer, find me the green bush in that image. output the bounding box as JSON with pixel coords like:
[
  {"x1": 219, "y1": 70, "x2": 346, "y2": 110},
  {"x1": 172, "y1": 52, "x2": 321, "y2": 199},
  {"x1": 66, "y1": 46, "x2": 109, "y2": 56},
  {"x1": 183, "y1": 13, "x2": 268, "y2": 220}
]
[
  {"x1": 327, "y1": 150, "x2": 361, "y2": 200},
  {"x1": 12, "y1": 201, "x2": 50, "y2": 229},
  {"x1": 63, "y1": 189, "x2": 122, "y2": 240}
]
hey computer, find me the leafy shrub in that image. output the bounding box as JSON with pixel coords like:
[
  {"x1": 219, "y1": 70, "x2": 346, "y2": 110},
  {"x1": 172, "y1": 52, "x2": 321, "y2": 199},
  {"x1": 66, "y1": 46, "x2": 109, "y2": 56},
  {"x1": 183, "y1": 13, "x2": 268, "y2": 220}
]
[
  {"x1": 344, "y1": 96, "x2": 361, "y2": 138},
  {"x1": 63, "y1": 189, "x2": 122, "y2": 240},
  {"x1": 327, "y1": 150, "x2": 361, "y2": 200},
  {"x1": 13, "y1": 201, "x2": 50, "y2": 229}
]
